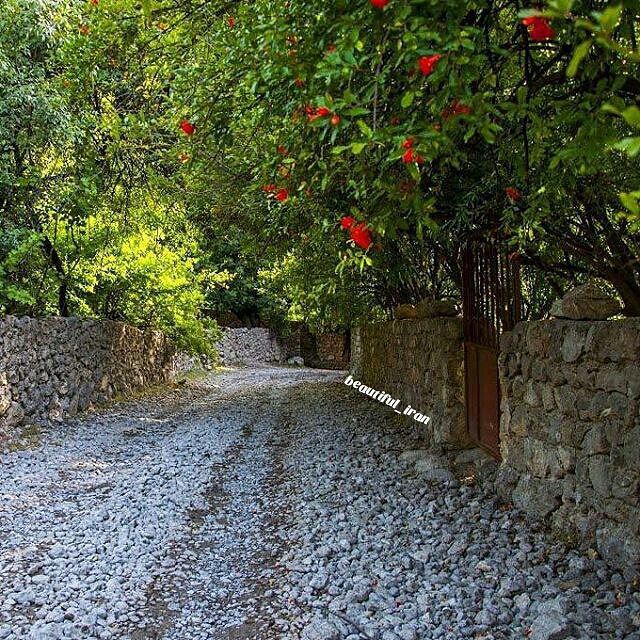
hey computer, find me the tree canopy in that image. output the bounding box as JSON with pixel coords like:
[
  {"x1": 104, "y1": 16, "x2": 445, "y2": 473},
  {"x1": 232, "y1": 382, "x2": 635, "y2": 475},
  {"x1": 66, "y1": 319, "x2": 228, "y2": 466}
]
[{"x1": 1, "y1": 0, "x2": 638, "y2": 349}]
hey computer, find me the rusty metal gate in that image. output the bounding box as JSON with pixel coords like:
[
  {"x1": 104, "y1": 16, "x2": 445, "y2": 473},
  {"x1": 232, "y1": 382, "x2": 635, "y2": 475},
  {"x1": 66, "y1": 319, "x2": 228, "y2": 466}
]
[{"x1": 462, "y1": 238, "x2": 522, "y2": 459}]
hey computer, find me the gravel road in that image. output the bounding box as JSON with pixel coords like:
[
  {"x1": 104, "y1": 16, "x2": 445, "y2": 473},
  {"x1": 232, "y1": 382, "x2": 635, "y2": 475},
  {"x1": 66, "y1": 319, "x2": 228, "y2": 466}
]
[{"x1": 1, "y1": 367, "x2": 639, "y2": 640}]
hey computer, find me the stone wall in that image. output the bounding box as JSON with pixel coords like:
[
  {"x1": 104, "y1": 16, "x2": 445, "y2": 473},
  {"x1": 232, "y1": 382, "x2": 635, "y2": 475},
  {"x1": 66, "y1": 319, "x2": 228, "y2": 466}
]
[
  {"x1": 0, "y1": 316, "x2": 175, "y2": 448},
  {"x1": 498, "y1": 319, "x2": 640, "y2": 568},
  {"x1": 351, "y1": 318, "x2": 469, "y2": 449},
  {"x1": 216, "y1": 327, "x2": 284, "y2": 365},
  {"x1": 300, "y1": 327, "x2": 349, "y2": 370}
]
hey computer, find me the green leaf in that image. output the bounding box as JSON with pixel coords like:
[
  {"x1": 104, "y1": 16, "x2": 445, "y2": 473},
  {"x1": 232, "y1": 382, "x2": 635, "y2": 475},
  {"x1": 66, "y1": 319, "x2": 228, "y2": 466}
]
[
  {"x1": 598, "y1": 5, "x2": 623, "y2": 32},
  {"x1": 549, "y1": 0, "x2": 574, "y2": 13},
  {"x1": 343, "y1": 108, "x2": 370, "y2": 116},
  {"x1": 356, "y1": 120, "x2": 373, "y2": 138},
  {"x1": 567, "y1": 40, "x2": 592, "y2": 77},
  {"x1": 602, "y1": 103, "x2": 622, "y2": 116},
  {"x1": 401, "y1": 91, "x2": 415, "y2": 108},
  {"x1": 406, "y1": 163, "x2": 420, "y2": 182},
  {"x1": 613, "y1": 137, "x2": 640, "y2": 157},
  {"x1": 621, "y1": 106, "x2": 640, "y2": 129},
  {"x1": 620, "y1": 191, "x2": 640, "y2": 214},
  {"x1": 350, "y1": 142, "x2": 367, "y2": 155}
]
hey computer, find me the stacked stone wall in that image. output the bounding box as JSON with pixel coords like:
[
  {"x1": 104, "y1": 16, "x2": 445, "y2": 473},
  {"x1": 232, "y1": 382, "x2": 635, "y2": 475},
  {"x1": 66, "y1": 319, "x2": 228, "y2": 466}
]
[
  {"x1": 350, "y1": 318, "x2": 468, "y2": 449},
  {"x1": 216, "y1": 328, "x2": 284, "y2": 365},
  {"x1": 498, "y1": 319, "x2": 640, "y2": 568},
  {"x1": 0, "y1": 316, "x2": 175, "y2": 448},
  {"x1": 300, "y1": 327, "x2": 349, "y2": 370}
]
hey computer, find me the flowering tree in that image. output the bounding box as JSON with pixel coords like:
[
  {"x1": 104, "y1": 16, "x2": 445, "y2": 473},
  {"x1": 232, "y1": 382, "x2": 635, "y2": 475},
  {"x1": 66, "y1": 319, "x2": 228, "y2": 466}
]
[
  {"x1": 14, "y1": 0, "x2": 637, "y2": 323},
  {"x1": 146, "y1": 0, "x2": 638, "y2": 314}
]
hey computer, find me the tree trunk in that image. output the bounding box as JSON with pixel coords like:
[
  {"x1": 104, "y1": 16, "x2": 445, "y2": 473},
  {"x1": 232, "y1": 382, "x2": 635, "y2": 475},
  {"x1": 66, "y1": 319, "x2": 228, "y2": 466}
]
[
  {"x1": 41, "y1": 237, "x2": 69, "y2": 317},
  {"x1": 606, "y1": 271, "x2": 640, "y2": 317}
]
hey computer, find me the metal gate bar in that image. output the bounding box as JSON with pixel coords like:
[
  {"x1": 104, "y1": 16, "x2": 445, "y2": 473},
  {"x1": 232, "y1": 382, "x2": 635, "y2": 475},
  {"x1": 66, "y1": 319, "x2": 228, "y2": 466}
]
[{"x1": 462, "y1": 238, "x2": 522, "y2": 459}]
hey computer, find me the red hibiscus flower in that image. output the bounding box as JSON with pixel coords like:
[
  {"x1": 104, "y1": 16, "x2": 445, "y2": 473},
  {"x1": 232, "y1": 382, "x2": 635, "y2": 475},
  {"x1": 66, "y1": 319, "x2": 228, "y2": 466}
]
[
  {"x1": 276, "y1": 188, "x2": 289, "y2": 202},
  {"x1": 370, "y1": 0, "x2": 390, "y2": 8},
  {"x1": 227, "y1": 16, "x2": 236, "y2": 28},
  {"x1": 522, "y1": 16, "x2": 556, "y2": 41},
  {"x1": 180, "y1": 120, "x2": 196, "y2": 136},
  {"x1": 418, "y1": 54, "x2": 442, "y2": 77},
  {"x1": 505, "y1": 187, "x2": 521, "y2": 202},
  {"x1": 262, "y1": 184, "x2": 277, "y2": 193},
  {"x1": 350, "y1": 223, "x2": 373, "y2": 250},
  {"x1": 341, "y1": 216, "x2": 356, "y2": 230}
]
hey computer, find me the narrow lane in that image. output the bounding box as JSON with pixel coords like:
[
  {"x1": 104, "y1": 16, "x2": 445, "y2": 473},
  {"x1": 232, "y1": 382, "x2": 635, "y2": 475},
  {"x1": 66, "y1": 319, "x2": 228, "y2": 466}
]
[{"x1": 1, "y1": 367, "x2": 638, "y2": 640}]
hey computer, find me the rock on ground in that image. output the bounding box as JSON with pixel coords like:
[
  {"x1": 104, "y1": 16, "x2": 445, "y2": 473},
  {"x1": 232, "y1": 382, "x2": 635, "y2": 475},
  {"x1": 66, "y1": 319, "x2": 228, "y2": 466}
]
[{"x1": 0, "y1": 367, "x2": 638, "y2": 639}]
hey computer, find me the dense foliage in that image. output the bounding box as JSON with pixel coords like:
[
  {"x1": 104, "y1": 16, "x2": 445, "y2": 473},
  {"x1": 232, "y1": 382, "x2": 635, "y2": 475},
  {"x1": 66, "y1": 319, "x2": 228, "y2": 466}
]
[
  {"x1": 157, "y1": 0, "x2": 639, "y2": 315},
  {"x1": 1, "y1": 0, "x2": 638, "y2": 344}
]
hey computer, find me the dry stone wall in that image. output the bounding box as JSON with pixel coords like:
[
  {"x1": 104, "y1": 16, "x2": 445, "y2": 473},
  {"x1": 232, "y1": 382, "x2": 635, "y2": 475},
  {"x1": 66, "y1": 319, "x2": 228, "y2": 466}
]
[
  {"x1": 300, "y1": 327, "x2": 349, "y2": 370},
  {"x1": 498, "y1": 319, "x2": 640, "y2": 569},
  {"x1": 0, "y1": 316, "x2": 175, "y2": 448},
  {"x1": 217, "y1": 326, "x2": 350, "y2": 369},
  {"x1": 216, "y1": 328, "x2": 284, "y2": 365},
  {"x1": 350, "y1": 318, "x2": 469, "y2": 449}
]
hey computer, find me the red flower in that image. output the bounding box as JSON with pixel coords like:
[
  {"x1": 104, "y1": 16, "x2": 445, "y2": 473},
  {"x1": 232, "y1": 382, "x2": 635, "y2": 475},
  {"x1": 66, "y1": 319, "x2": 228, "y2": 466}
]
[
  {"x1": 370, "y1": 0, "x2": 390, "y2": 8},
  {"x1": 276, "y1": 188, "x2": 289, "y2": 202},
  {"x1": 277, "y1": 145, "x2": 288, "y2": 155},
  {"x1": 522, "y1": 16, "x2": 556, "y2": 42},
  {"x1": 402, "y1": 149, "x2": 424, "y2": 165},
  {"x1": 262, "y1": 184, "x2": 277, "y2": 193},
  {"x1": 442, "y1": 100, "x2": 472, "y2": 120},
  {"x1": 307, "y1": 106, "x2": 332, "y2": 122},
  {"x1": 294, "y1": 78, "x2": 305, "y2": 88},
  {"x1": 350, "y1": 223, "x2": 373, "y2": 250},
  {"x1": 79, "y1": 24, "x2": 89, "y2": 35},
  {"x1": 89, "y1": 0, "x2": 98, "y2": 5},
  {"x1": 402, "y1": 137, "x2": 415, "y2": 149},
  {"x1": 418, "y1": 54, "x2": 442, "y2": 77},
  {"x1": 327, "y1": 44, "x2": 337, "y2": 53},
  {"x1": 180, "y1": 120, "x2": 196, "y2": 136},
  {"x1": 341, "y1": 216, "x2": 356, "y2": 230},
  {"x1": 227, "y1": 16, "x2": 236, "y2": 28},
  {"x1": 331, "y1": 114, "x2": 341, "y2": 126},
  {"x1": 505, "y1": 187, "x2": 521, "y2": 202},
  {"x1": 178, "y1": 153, "x2": 190, "y2": 164}
]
